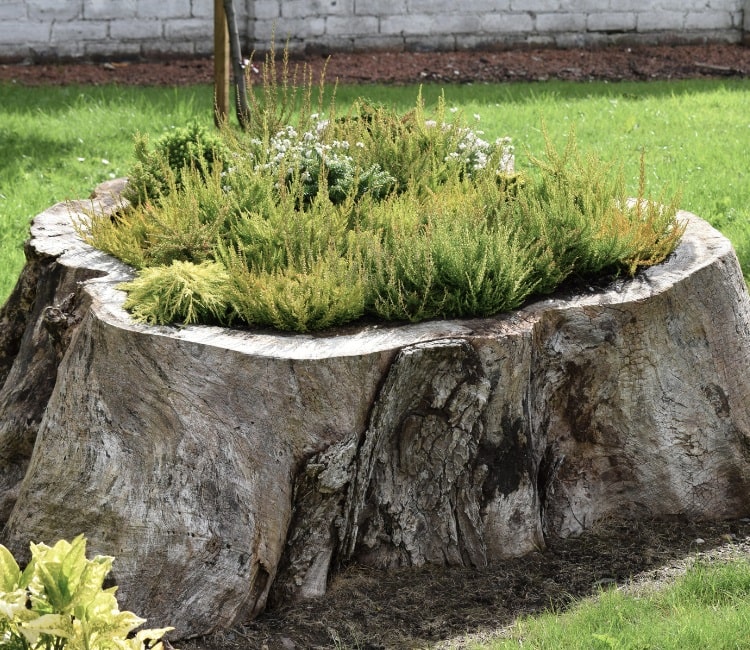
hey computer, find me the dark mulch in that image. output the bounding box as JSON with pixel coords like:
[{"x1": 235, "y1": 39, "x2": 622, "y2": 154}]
[
  {"x1": 1, "y1": 43, "x2": 749, "y2": 87},
  {"x1": 178, "y1": 516, "x2": 750, "y2": 649}
]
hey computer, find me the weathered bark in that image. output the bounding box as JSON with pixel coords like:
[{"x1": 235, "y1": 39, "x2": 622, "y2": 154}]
[
  {"x1": 1, "y1": 181, "x2": 750, "y2": 639},
  {"x1": 0, "y1": 180, "x2": 127, "y2": 523}
]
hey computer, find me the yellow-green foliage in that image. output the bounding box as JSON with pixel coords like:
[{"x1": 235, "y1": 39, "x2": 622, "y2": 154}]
[
  {"x1": 78, "y1": 51, "x2": 682, "y2": 333},
  {"x1": 223, "y1": 246, "x2": 365, "y2": 332},
  {"x1": 0, "y1": 535, "x2": 172, "y2": 650},
  {"x1": 120, "y1": 260, "x2": 230, "y2": 325},
  {"x1": 359, "y1": 180, "x2": 538, "y2": 321},
  {"x1": 243, "y1": 42, "x2": 320, "y2": 139}
]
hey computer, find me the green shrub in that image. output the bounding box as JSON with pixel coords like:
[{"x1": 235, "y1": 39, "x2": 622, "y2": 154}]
[
  {"x1": 120, "y1": 259, "x2": 231, "y2": 326},
  {"x1": 359, "y1": 180, "x2": 539, "y2": 321},
  {"x1": 78, "y1": 50, "x2": 682, "y2": 333},
  {"x1": 123, "y1": 121, "x2": 231, "y2": 207},
  {"x1": 223, "y1": 246, "x2": 365, "y2": 332},
  {"x1": 0, "y1": 535, "x2": 173, "y2": 650}
]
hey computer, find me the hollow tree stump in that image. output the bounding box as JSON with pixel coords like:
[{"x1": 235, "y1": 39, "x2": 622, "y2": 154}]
[{"x1": 1, "y1": 180, "x2": 750, "y2": 638}]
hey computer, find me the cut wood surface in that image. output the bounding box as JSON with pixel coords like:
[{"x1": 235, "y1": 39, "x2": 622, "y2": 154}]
[{"x1": 1, "y1": 180, "x2": 749, "y2": 639}]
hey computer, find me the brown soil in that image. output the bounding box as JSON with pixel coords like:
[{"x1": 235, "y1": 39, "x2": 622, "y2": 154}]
[
  {"x1": 1, "y1": 43, "x2": 749, "y2": 86},
  {"x1": 177, "y1": 517, "x2": 750, "y2": 650},
  {"x1": 4, "y1": 42, "x2": 750, "y2": 650}
]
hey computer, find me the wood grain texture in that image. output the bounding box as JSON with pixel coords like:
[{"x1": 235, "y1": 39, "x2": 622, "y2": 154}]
[{"x1": 1, "y1": 181, "x2": 750, "y2": 638}]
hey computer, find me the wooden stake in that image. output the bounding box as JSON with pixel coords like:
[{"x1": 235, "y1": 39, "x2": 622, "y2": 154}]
[
  {"x1": 213, "y1": 0, "x2": 230, "y2": 126},
  {"x1": 223, "y1": 0, "x2": 251, "y2": 129}
]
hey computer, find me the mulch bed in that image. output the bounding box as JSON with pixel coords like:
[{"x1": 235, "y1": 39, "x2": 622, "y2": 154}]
[
  {"x1": 179, "y1": 516, "x2": 750, "y2": 649},
  {"x1": 1, "y1": 43, "x2": 749, "y2": 86}
]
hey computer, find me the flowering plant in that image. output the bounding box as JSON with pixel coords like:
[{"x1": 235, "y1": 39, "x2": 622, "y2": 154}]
[
  {"x1": 252, "y1": 118, "x2": 396, "y2": 204},
  {"x1": 79, "y1": 51, "x2": 681, "y2": 333}
]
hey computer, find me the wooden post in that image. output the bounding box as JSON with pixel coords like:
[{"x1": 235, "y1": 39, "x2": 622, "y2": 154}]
[
  {"x1": 223, "y1": 0, "x2": 251, "y2": 129},
  {"x1": 214, "y1": 0, "x2": 230, "y2": 126}
]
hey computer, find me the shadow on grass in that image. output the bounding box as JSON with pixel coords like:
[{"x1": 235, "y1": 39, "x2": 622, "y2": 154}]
[
  {"x1": 0, "y1": 84, "x2": 210, "y2": 116},
  {"x1": 332, "y1": 78, "x2": 750, "y2": 112},
  {"x1": 0, "y1": 131, "x2": 75, "y2": 179}
]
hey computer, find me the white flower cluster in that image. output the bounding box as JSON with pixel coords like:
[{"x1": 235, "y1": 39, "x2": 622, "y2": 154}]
[
  {"x1": 446, "y1": 127, "x2": 515, "y2": 175},
  {"x1": 258, "y1": 117, "x2": 358, "y2": 184},
  {"x1": 497, "y1": 136, "x2": 515, "y2": 174},
  {"x1": 234, "y1": 113, "x2": 514, "y2": 200}
]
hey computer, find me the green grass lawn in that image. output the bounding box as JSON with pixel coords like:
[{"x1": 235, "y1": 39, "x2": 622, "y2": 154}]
[
  {"x1": 479, "y1": 559, "x2": 750, "y2": 650},
  {"x1": 0, "y1": 85, "x2": 214, "y2": 301}
]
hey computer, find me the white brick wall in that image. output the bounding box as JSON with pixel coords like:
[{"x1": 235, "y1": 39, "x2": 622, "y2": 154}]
[
  {"x1": 636, "y1": 11, "x2": 684, "y2": 32},
  {"x1": 109, "y1": 19, "x2": 163, "y2": 41},
  {"x1": 27, "y1": 0, "x2": 80, "y2": 21},
  {"x1": 0, "y1": 0, "x2": 746, "y2": 61},
  {"x1": 254, "y1": 0, "x2": 280, "y2": 20},
  {"x1": 684, "y1": 10, "x2": 734, "y2": 31},
  {"x1": 587, "y1": 13, "x2": 637, "y2": 33},
  {"x1": 137, "y1": 0, "x2": 192, "y2": 19},
  {"x1": 535, "y1": 12, "x2": 588, "y2": 33},
  {"x1": 83, "y1": 0, "x2": 137, "y2": 21},
  {"x1": 0, "y1": 1, "x2": 26, "y2": 20}
]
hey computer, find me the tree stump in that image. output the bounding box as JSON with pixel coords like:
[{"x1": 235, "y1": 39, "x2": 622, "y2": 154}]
[{"x1": 1, "y1": 180, "x2": 750, "y2": 639}]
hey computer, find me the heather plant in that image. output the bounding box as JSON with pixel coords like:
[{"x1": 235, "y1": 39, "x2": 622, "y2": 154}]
[
  {"x1": 0, "y1": 535, "x2": 172, "y2": 650},
  {"x1": 78, "y1": 50, "x2": 682, "y2": 333},
  {"x1": 123, "y1": 121, "x2": 231, "y2": 207},
  {"x1": 122, "y1": 259, "x2": 231, "y2": 325},
  {"x1": 222, "y1": 245, "x2": 365, "y2": 331},
  {"x1": 242, "y1": 39, "x2": 325, "y2": 138},
  {"x1": 256, "y1": 119, "x2": 396, "y2": 205}
]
